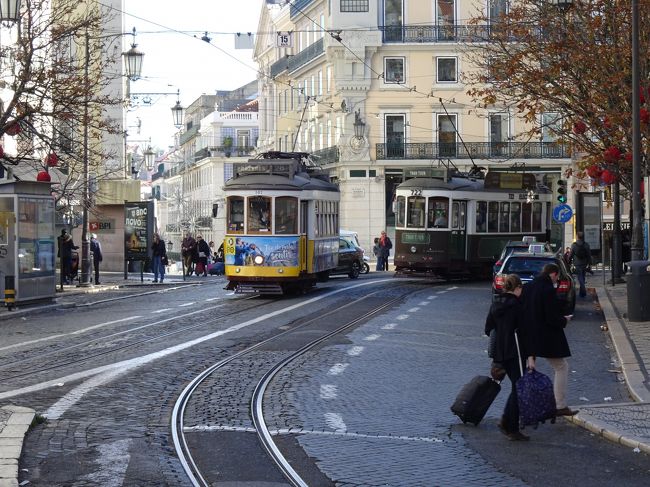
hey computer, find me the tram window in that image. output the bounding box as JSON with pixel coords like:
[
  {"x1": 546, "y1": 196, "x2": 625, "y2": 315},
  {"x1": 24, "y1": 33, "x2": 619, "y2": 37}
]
[
  {"x1": 227, "y1": 197, "x2": 245, "y2": 233},
  {"x1": 459, "y1": 201, "x2": 466, "y2": 230},
  {"x1": 476, "y1": 201, "x2": 487, "y2": 233},
  {"x1": 395, "y1": 196, "x2": 406, "y2": 227},
  {"x1": 248, "y1": 196, "x2": 272, "y2": 233},
  {"x1": 488, "y1": 202, "x2": 499, "y2": 232},
  {"x1": 427, "y1": 197, "x2": 449, "y2": 228},
  {"x1": 275, "y1": 197, "x2": 298, "y2": 234},
  {"x1": 510, "y1": 202, "x2": 521, "y2": 233},
  {"x1": 532, "y1": 202, "x2": 543, "y2": 232},
  {"x1": 522, "y1": 203, "x2": 532, "y2": 232},
  {"x1": 407, "y1": 196, "x2": 426, "y2": 228},
  {"x1": 499, "y1": 202, "x2": 510, "y2": 232},
  {"x1": 451, "y1": 202, "x2": 459, "y2": 229}
]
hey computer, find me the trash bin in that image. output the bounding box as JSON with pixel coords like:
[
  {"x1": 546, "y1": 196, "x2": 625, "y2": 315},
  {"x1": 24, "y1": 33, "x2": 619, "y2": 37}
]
[{"x1": 627, "y1": 260, "x2": 650, "y2": 321}]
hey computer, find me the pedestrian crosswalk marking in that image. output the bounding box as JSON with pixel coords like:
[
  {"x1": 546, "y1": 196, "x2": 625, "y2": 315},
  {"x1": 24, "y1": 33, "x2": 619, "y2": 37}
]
[
  {"x1": 327, "y1": 363, "x2": 348, "y2": 375},
  {"x1": 364, "y1": 334, "x2": 381, "y2": 341},
  {"x1": 347, "y1": 346, "x2": 364, "y2": 356},
  {"x1": 320, "y1": 384, "x2": 337, "y2": 399}
]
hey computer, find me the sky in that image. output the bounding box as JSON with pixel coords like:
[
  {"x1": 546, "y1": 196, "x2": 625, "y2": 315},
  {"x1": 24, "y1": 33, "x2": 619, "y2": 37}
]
[{"x1": 120, "y1": 0, "x2": 265, "y2": 151}]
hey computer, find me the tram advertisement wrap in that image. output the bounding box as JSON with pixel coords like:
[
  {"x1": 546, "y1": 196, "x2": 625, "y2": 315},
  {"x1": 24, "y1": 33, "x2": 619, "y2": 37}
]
[
  {"x1": 124, "y1": 201, "x2": 154, "y2": 261},
  {"x1": 224, "y1": 236, "x2": 299, "y2": 267}
]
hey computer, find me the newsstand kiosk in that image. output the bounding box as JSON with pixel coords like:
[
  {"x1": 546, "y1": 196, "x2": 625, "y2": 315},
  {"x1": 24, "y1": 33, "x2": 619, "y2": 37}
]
[{"x1": 0, "y1": 181, "x2": 56, "y2": 308}]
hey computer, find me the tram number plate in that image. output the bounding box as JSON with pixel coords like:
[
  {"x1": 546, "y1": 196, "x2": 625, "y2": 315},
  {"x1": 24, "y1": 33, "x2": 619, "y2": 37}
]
[{"x1": 410, "y1": 189, "x2": 422, "y2": 196}]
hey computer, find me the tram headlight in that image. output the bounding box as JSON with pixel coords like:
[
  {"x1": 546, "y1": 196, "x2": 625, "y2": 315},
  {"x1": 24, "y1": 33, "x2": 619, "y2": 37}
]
[
  {"x1": 277, "y1": 268, "x2": 284, "y2": 273},
  {"x1": 410, "y1": 246, "x2": 417, "y2": 253},
  {"x1": 253, "y1": 255, "x2": 265, "y2": 265},
  {"x1": 236, "y1": 268, "x2": 241, "y2": 273}
]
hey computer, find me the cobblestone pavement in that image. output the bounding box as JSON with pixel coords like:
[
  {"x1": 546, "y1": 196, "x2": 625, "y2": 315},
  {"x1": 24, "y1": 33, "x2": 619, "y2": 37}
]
[{"x1": 1, "y1": 270, "x2": 650, "y2": 485}]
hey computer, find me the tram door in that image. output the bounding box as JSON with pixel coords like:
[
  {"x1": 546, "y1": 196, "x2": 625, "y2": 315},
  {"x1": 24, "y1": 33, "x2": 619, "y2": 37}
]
[
  {"x1": 449, "y1": 201, "x2": 467, "y2": 261},
  {"x1": 300, "y1": 200, "x2": 308, "y2": 271}
]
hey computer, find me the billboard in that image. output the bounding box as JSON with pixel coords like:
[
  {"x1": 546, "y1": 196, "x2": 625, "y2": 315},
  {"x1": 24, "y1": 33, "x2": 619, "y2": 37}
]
[
  {"x1": 124, "y1": 201, "x2": 154, "y2": 261},
  {"x1": 224, "y1": 236, "x2": 299, "y2": 267}
]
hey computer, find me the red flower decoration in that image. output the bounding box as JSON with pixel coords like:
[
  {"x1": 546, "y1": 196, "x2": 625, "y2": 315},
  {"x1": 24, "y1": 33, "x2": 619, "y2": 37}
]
[
  {"x1": 603, "y1": 146, "x2": 621, "y2": 163},
  {"x1": 600, "y1": 169, "x2": 616, "y2": 185},
  {"x1": 641, "y1": 108, "x2": 650, "y2": 124},
  {"x1": 586, "y1": 165, "x2": 602, "y2": 179},
  {"x1": 36, "y1": 170, "x2": 51, "y2": 182},
  {"x1": 46, "y1": 152, "x2": 58, "y2": 167},
  {"x1": 572, "y1": 120, "x2": 587, "y2": 135},
  {"x1": 5, "y1": 122, "x2": 21, "y2": 136},
  {"x1": 624, "y1": 152, "x2": 633, "y2": 162},
  {"x1": 640, "y1": 87, "x2": 646, "y2": 105}
]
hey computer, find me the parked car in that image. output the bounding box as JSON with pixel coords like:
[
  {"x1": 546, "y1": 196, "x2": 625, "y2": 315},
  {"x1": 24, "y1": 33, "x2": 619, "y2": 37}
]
[
  {"x1": 492, "y1": 250, "x2": 576, "y2": 314},
  {"x1": 341, "y1": 229, "x2": 369, "y2": 273},
  {"x1": 493, "y1": 239, "x2": 555, "y2": 276},
  {"x1": 331, "y1": 234, "x2": 364, "y2": 279}
]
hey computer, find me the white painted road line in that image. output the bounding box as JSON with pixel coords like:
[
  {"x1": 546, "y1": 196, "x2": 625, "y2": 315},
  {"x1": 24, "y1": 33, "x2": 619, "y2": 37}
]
[
  {"x1": 205, "y1": 297, "x2": 219, "y2": 302},
  {"x1": 418, "y1": 301, "x2": 430, "y2": 306},
  {"x1": 396, "y1": 314, "x2": 409, "y2": 320},
  {"x1": 347, "y1": 346, "x2": 364, "y2": 356},
  {"x1": 428, "y1": 296, "x2": 437, "y2": 300},
  {"x1": 381, "y1": 323, "x2": 397, "y2": 330},
  {"x1": 179, "y1": 302, "x2": 195, "y2": 307},
  {"x1": 0, "y1": 316, "x2": 142, "y2": 352},
  {"x1": 320, "y1": 384, "x2": 338, "y2": 399},
  {"x1": 408, "y1": 307, "x2": 420, "y2": 312},
  {"x1": 364, "y1": 334, "x2": 381, "y2": 341},
  {"x1": 327, "y1": 363, "x2": 349, "y2": 376},
  {"x1": 152, "y1": 308, "x2": 171, "y2": 314},
  {"x1": 324, "y1": 412, "x2": 347, "y2": 432}
]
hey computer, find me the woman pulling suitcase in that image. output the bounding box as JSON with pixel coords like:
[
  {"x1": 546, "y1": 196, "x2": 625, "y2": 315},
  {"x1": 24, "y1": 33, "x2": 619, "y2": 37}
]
[{"x1": 484, "y1": 274, "x2": 529, "y2": 441}]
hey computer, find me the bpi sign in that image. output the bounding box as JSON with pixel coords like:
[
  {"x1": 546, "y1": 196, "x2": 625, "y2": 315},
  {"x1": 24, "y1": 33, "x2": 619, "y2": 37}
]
[{"x1": 89, "y1": 219, "x2": 115, "y2": 233}]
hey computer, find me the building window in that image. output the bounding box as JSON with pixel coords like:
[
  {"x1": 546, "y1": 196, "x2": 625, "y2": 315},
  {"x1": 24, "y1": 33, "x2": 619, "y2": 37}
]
[
  {"x1": 385, "y1": 57, "x2": 405, "y2": 84},
  {"x1": 341, "y1": 0, "x2": 369, "y2": 12},
  {"x1": 437, "y1": 57, "x2": 457, "y2": 83},
  {"x1": 350, "y1": 170, "x2": 367, "y2": 177}
]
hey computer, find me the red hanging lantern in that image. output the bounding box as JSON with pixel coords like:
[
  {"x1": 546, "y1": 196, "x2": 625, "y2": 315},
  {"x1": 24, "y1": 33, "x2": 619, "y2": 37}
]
[
  {"x1": 603, "y1": 146, "x2": 621, "y2": 163},
  {"x1": 46, "y1": 152, "x2": 58, "y2": 167},
  {"x1": 600, "y1": 169, "x2": 616, "y2": 185},
  {"x1": 572, "y1": 120, "x2": 587, "y2": 135},
  {"x1": 36, "y1": 170, "x2": 51, "y2": 182},
  {"x1": 586, "y1": 164, "x2": 602, "y2": 179},
  {"x1": 5, "y1": 122, "x2": 21, "y2": 136},
  {"x1": 641, "y1": 108, "x2": 650, "y2": 124}
]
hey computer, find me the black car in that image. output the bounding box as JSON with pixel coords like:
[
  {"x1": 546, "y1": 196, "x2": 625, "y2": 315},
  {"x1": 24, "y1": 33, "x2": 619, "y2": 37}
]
[
  {"x1": 493, "y1": 240, "x2": 555, "y2": 276},
  {"x1": 330, "y1": 235, "x2": 363, "y2": 279},
  {"x1": 492, "y1": 251, "x2": 576, "y2": 314}
]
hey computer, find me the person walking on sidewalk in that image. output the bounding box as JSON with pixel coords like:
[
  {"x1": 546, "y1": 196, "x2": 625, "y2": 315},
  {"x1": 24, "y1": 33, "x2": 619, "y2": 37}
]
[
  {"x1": 485, "y1": 274, "x2": 529, "y2": 441},
  {"x1": 151, "y1": 233, "x2": 167, "y2": 283},
  {"x1": 376, "y1": 231, "x2": 392, "y2": 271},
  {"x1": 520, "y1": 263, "x2": 578, "y2": 417},
  {"x1": 58, "y1": 229, "x2": 78, "y2": 284},
  {"x1": 571, "y1": 231, "x2": 592, "y2": 298},
  {"x1": 181, "y1": 232, "x2": 196, "y2": 276},
  {"x1": 196, "y1": 235, "x2": 210, "y2": 276},
  {"x1": 89, "y1": 233, "x2": 103, "y2": 285}
]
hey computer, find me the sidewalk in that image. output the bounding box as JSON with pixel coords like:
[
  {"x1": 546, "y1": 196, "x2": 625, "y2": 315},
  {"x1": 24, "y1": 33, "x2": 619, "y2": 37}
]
[
  {"x1": 566, "y1": 273, "x2": 650, "y2": 454},
  {"x1": 0, "y1": 269, "x2": 648, "y2": 485}
]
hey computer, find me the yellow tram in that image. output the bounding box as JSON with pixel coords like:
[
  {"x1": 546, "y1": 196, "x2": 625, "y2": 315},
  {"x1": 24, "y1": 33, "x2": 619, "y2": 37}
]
[{"x1": 223, "y1": 152, "x2": 340, "y2": 294}]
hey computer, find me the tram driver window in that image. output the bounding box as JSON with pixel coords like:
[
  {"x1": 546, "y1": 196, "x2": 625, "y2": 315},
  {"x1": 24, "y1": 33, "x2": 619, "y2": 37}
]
[
  {"x1": 428, "y1": 197, "x2": 449, "y2": 228},
  {"x1": 248, "y1": 196, "x2": 272, "y2": 233},
  {"x1": 488, "y1": 202, "x2": 499, "y2": 232},
  {"x1": 275, "y1": 197, "x2": 298, "y2": 234},
  {"x1": 499, "y1": 202, "x2": 510, "y2": 232},
  {"x1": 227, "y1": 197, "x2": 245, "y2": 233},
  {"x1": 407, "y1": 196, "x2": 425, "y2": 228}
]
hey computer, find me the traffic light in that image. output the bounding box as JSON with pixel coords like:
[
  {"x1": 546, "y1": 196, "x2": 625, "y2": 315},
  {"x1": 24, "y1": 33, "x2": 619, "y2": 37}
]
[{"x1": 556, "y1": 180, "x2": 567, "y2": 203}]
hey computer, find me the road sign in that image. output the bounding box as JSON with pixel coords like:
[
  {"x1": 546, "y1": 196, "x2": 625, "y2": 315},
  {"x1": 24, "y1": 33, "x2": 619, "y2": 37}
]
[
  {"x1": 276, "y1": 31, "x2": 292, "y2": 48},
  {"x1": 552, "y1": 204, "x2": 573, "y2": 223}
]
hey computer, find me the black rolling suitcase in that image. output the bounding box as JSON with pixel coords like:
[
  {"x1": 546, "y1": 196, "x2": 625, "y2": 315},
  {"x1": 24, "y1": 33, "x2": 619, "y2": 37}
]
[{"x1": 451, "y1": 375, "x2": 501, "y2": 425}]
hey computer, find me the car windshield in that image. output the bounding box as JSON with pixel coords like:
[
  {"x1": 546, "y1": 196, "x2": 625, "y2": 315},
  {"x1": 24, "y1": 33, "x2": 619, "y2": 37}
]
[{"x1": 503, "y1": 257, "x2": 553, "y2": 276}]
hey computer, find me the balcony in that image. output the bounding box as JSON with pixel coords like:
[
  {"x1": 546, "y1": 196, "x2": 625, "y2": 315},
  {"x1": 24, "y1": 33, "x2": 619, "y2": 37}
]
[
  {"x1": 288, "y1": 37, "x2": 324, "y2": 73},
  {"x1": 312, "y1": 146, "x2": 339, "y2": 166},
  {"x1": 290, "y1": 0, "x2": 313, "y2": 19},
  {"x1": 179, "y1": 125, "x2": 199, "y2": 146},
  {"x1": 375, "y1": 142, "x2": 569, "y2": 160},
  {"x1": 380, "y1": 24, "x2": 497, "y2": 43},
  {"x1": 271, "y1": 55, "x2": 291, "y2": 78}
]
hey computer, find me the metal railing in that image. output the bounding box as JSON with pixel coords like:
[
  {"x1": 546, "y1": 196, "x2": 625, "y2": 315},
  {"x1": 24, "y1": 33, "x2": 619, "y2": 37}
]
[
  {"x1": 380, "y1": 23, "x2": 539, "y2": 43},
  {"x1": 288, "y1": 37, "x2": 324, "y2": 73},
  {"x1": 375, "y1": 142, "x2": 569, "y2": 160},
  {"x1": 311, "y1": 146, "x2": 339, "y2": 166}
]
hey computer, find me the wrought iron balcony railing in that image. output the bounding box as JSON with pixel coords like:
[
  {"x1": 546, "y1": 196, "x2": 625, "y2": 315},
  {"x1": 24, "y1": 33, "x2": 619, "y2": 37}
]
[
  {"x1": 311, "y1": 146, "x2": 339, "y2": 166},
  {"x1": 380, "y1": 24, "x2": 523, "y2": 43},
  {"x1": 288, "y1": 37, "x2": 324, "y2": 73},
  {"x1": 375, "y1": 142, "x2": 568, "y2": 160}
]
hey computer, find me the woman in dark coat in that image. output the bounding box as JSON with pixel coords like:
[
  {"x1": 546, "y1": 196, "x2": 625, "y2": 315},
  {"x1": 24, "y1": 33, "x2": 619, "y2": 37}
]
[
  {"x1": 519, "y1": 263, "x2": 577, "y2": 416},
  {"x1": 196, "y1": 235, "x2": 210, "y2": 276},
  {"x1": 485, "y1": 274, "x2": 528, "y2": 441}
]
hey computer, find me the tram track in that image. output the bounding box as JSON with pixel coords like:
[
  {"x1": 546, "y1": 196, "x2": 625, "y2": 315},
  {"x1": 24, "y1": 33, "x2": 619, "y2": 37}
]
[
  {"x1": 171, "y1": 282, "x2": 423, "y2": 486},
  {"x1": 0, "y1": 294, "x2": 272, "y2": 384}
]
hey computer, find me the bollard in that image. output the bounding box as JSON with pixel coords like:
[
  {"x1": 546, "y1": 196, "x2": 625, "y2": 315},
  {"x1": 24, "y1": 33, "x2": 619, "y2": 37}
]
[
  {"x1": 4, "y1": 275, "x2": 15, "y2": 311},
  {"x1": 627, "y1": 261, "x2": 650, "y2": 321}
]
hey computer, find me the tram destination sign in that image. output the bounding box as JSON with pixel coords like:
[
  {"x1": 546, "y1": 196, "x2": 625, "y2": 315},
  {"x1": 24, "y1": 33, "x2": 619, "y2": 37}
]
[
  {"x1": 235, "y1": 161, "x2": 296, "y2": 178},
  {"x1": 484, "y1": 172, "x2": 537, "y2": 190},
  {"x1": 401, "y1": 232, "x2": 431, "y2": 244}
]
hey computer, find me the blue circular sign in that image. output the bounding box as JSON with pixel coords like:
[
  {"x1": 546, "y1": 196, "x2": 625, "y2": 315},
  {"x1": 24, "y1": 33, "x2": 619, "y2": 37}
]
[{"x1": 553, "y1": 204, "x2": 573, "y2": 223}]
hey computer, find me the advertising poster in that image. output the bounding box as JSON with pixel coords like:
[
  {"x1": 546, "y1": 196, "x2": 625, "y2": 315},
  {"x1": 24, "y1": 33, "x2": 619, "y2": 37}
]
[
  {"x1": 224, "y1": 236, "x2": 299, "y2": 267},
  {"x1": 125, "y1": 201, "x2": 154, "y2": 261}
]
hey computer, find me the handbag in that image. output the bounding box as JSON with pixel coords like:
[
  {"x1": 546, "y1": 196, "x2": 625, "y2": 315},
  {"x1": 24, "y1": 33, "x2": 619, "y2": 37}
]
[{"x1": 162, "y1": 255, "x2": 169, "y2": 266}]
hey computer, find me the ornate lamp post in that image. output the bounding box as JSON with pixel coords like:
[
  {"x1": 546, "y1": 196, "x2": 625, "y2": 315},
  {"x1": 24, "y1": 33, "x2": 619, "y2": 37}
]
[
  {"x1": 353, "y1": 110, "x2": 366, "y2": 140},
  {"x1": 123, "y1": 27, "x2": 144, "y2": 82},
  {"x1": 0, "y1": 0, "x2": 21, "y2": 22},
  {"x1": 144, "y1": 146, "x2": 155, "y2": 171},
  {"x1": 171, "y1": 90, "x2": 184, "y2": 128}
]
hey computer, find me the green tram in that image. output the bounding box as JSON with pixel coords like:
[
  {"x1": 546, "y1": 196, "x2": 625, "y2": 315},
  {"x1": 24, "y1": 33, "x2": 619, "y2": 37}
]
[{"x1": 393, "y1": 170, "x2": 552, "y2": 279}]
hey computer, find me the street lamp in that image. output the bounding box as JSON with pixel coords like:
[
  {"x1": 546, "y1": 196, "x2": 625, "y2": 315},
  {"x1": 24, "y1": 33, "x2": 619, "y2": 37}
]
[
  {"x1": 123, "y1": 27, "x2": 144, "y2": 81},
  {"x1": 171, "y1": 89, "x2": 184, "y2": 128},
  {"x1": 353, "y1": 109, "x2": 366, "y2": 140},
  {"x1": 144, "y1": 146, "x2": 155, "y2": 171},
  {"x1": 0, "y1": 0, "x2": 21, "y2": 22}
]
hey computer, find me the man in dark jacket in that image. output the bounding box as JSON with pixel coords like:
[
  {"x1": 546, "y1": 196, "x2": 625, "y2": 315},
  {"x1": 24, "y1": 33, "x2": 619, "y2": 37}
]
[
  {"x1": 570, "y1": 231, "x2": 591, "y2": 297},
  {"x1": 520, "y1": 263, "x2": 577, "y2": 417},
  {"x1": 90, "y1": 233, "x2": 103, "y2": 285},
  {"x1": 58, "y1": 229, "x2": 78, "y2": 284}
]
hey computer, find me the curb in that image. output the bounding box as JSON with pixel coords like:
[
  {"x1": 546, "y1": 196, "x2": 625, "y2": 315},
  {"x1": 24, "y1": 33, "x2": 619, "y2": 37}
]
[{"x1": 0, "y1": 404, "x2": 35, "y2": 487}]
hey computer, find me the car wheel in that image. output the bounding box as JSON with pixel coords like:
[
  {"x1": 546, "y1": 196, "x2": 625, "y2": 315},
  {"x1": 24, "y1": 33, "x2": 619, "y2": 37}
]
[
  {"x1": 349, "y1": 261, "x2": 360, "y2": 279},
  {"x1": 362, "y1": 262, "x2": 370, "y2": 274}
]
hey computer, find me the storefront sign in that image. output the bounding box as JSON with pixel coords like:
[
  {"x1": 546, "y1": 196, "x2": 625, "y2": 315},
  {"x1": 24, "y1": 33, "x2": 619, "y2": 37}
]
[
  {"x1": 603, "y1": 222, "x2": 630, "y2": 231},
  {"x1": 89, "y1": 219, "x2": 115, "y2": 233}
]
